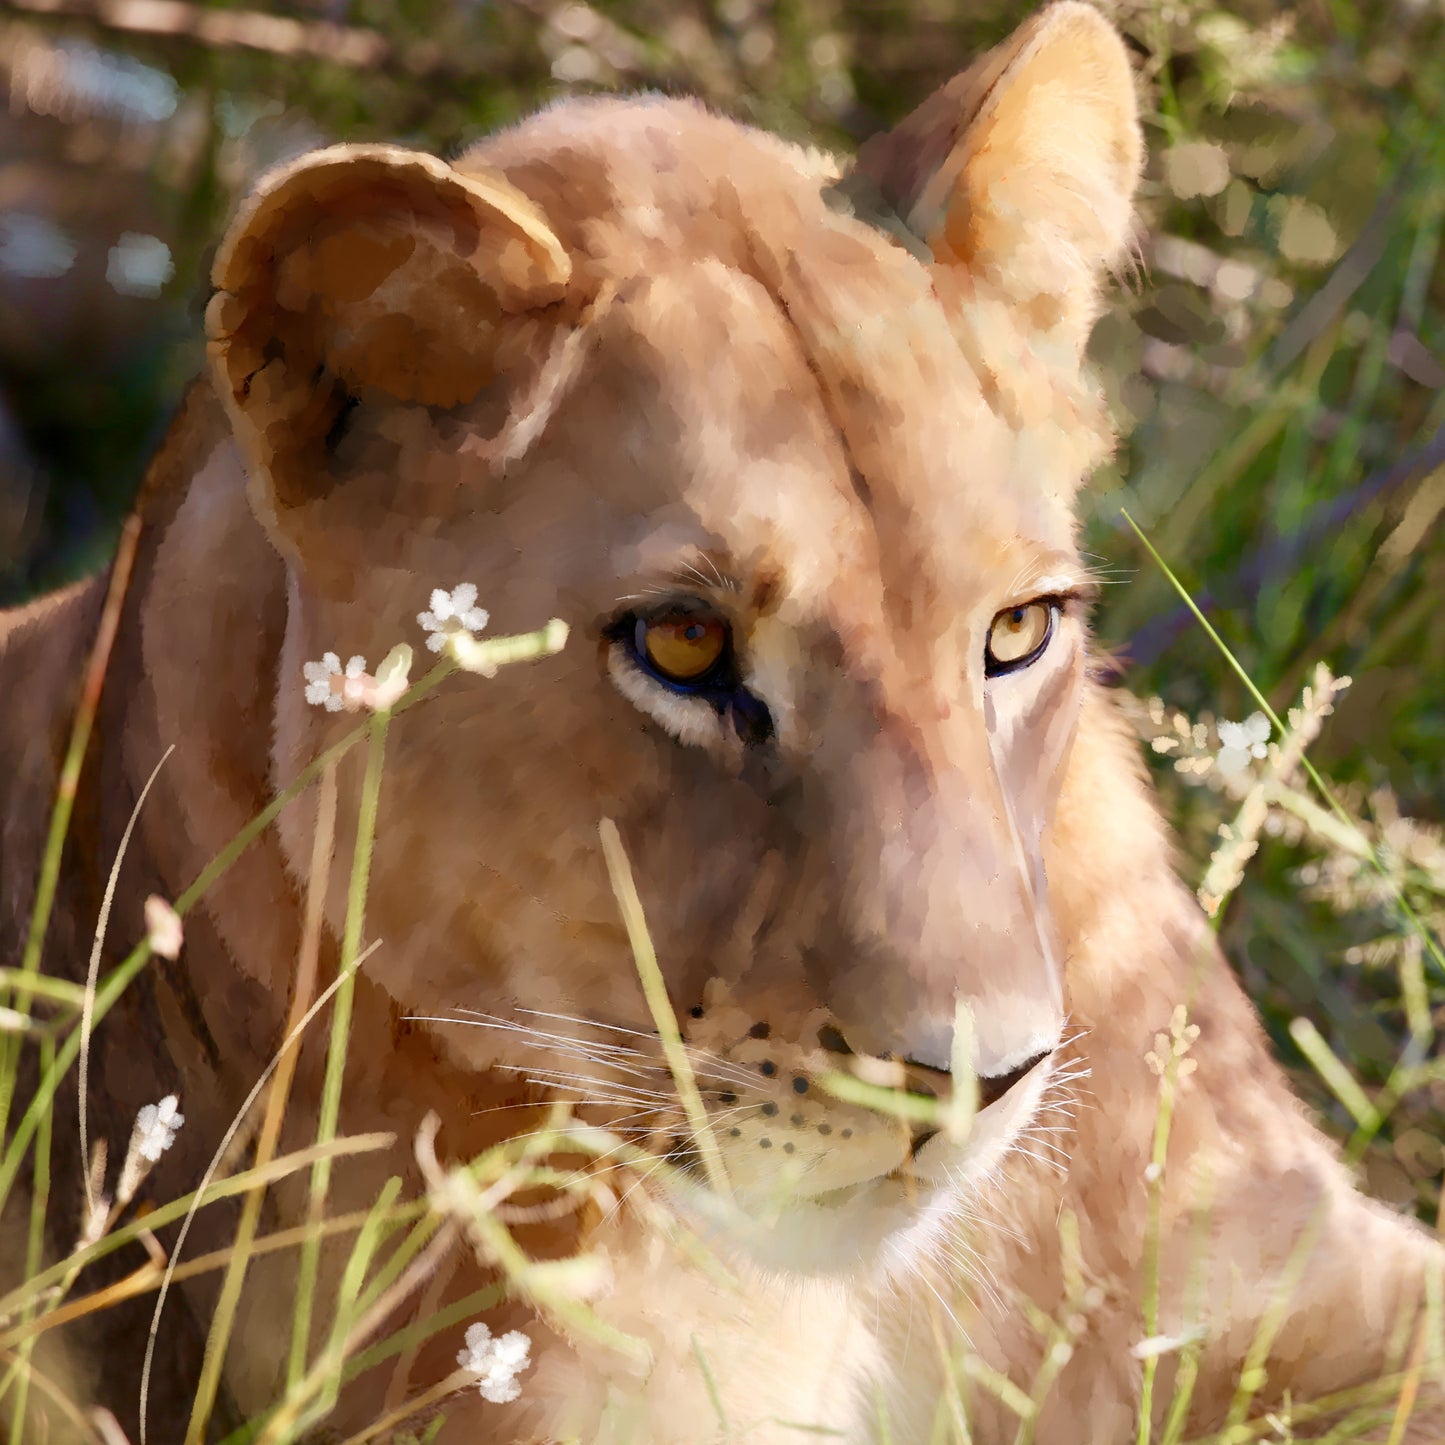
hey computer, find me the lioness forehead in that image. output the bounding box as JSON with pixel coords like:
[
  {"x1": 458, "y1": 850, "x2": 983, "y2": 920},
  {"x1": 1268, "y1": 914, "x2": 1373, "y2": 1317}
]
[
  {"x1": 453, "y1": 97, "x2": 1091, "y2": 619},
  {"x1": 461, "y1": 94, "x2": 844, "y2": 276},
  {"x1": 569, "y1": 268, "x2": 1055, "y2": 652}
]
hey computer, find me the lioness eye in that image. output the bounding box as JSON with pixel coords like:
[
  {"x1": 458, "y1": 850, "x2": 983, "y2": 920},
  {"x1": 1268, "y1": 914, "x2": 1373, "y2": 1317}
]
[
  {"x1": 984, "y1": 601, "x2": 1057, "y2": 677},
  {"x1": 636, "y1": 614, "x2": 729, "y2": 686}
]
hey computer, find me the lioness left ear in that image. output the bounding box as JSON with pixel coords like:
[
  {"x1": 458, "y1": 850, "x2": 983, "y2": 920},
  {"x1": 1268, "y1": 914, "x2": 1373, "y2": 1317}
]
[
  {"x1": 206, "y1": 143, "x2": 571, "y2": 514},
  {"x1": 846, "y1": 1, "x2": 1141, "y2": 351}
]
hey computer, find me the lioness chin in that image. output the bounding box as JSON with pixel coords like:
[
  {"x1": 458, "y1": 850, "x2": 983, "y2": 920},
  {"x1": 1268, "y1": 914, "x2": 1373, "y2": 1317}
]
[{"x1": 2, "y1": 3, "x2": 1441, "y2": 1442}]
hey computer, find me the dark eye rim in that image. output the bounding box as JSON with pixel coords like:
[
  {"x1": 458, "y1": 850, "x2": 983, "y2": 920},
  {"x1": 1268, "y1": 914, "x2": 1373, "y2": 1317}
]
[
  {"x1": 984, "y1": 599, "x2": 1060, "y2": 679},
  {"x1": 604, "y1": 601, "x2": 776, "y2": 748}
]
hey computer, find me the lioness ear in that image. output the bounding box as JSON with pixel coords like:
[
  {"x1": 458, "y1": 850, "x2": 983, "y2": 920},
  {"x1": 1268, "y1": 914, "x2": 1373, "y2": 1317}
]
[
  {"x1": 205, "y1": 144, "x2": 570, "y2": 511},
  {"x1": 847, "y1": 1, "x2": 1141, "y2": 349}
]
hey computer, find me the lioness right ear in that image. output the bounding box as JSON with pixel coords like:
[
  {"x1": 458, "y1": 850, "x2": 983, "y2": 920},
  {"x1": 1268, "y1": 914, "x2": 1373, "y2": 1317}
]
[
  {"x1": 205, "y1": 144, "x2": 570, "y2": 515},
  {"x1": 845, "y1": 1, "x2": 1141, "y2": 352}
]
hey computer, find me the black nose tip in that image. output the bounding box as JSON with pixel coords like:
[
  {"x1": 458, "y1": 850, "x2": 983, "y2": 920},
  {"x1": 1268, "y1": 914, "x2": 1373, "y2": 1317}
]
[{"x1": 977, "y1": 1047, "x2": 1053, "y2": 1109}]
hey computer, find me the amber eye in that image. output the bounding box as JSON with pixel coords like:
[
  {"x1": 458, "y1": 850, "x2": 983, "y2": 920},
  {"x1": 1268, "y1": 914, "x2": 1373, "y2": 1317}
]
[
  {"x1": 984, "y1": 601, "x2": 1057, "y2": 677},
  {"x1": 635, "y1": 614, "x2": 729, "y2": 686}
]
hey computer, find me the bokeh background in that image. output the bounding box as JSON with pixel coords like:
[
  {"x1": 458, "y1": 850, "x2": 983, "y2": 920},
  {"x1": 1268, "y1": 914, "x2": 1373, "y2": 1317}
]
[{"x1": 0, "y1": 0, "x2": 1441, "y2": 1211}]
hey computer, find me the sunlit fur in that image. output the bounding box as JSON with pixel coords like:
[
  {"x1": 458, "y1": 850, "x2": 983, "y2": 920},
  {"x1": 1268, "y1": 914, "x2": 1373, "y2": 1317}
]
[{"x1": 2, "y1": 5, "x2": 1442, "y2": 1443}]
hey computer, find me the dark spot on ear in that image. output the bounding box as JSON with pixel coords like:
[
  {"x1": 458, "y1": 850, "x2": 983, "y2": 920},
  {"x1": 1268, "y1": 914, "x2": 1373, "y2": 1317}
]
[
  {"x1": 759, "y1": 1060, "x2": 777, "y2": 1077},
  {"x1": 792, "y1": 1076, "x2": 809, "y2": 1095},
  {"x1": 760, "y1": 1102, "x2": 778, "y2": 1117},
  {"x1": 324, "y1": 392, "x2": 360, "y2": 454},
  {"x1": 748, "y1": 1022, "x2": 771, "y2": 1039}
]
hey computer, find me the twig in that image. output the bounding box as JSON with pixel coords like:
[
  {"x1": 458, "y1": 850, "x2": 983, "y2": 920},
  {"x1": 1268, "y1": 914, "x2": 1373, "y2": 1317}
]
[
  {"x1": 1, "y1": 0, "x2": 389, "y2": 66},
  {"x1": 0, "y1": 512, "x2": 139, "y2": 1139}
]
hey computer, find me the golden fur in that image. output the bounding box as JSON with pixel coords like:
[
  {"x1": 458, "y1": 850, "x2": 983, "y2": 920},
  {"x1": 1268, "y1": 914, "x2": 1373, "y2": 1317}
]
[{"x1": 2, "y1": 4, "x2": 1441, "y2": 1440}]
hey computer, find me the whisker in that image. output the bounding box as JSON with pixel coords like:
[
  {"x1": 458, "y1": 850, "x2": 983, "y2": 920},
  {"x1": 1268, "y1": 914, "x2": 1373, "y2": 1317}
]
[
  {"x1": 433, "y1": 1012, "x2": 662, "y2": 1076},
  {"x1": 941, "y1": 1244, "x2": 1006, "y2": 1314},
  {"x1": 908, "y1": 1259, "x2": 973, "y2": 1345},
  {"x1": 520, "y1": 1068, "x2": 673, "y2": 1101},
  {"x1": 440, "y1": 1008, "x2": 658, "y2": 1062},
  {"x1": 516, "y1": 1008, "x2": 784, "y2": 1095}
]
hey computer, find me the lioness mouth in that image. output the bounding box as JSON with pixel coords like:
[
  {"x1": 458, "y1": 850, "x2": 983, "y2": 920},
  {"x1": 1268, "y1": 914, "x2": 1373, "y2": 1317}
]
[
  {"x1": 900, "y1": 1046, "x2": 1054, "y2": 1164},
  {"x1": 976, "y1": 1047, "x2": 1054, "y2": 1110}
]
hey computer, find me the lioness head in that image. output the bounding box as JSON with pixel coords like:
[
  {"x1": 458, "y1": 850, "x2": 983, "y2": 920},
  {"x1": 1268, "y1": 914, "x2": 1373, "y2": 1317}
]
[{"x1": 204, "y1": 2, "x2": 1140, "y2": 1275}]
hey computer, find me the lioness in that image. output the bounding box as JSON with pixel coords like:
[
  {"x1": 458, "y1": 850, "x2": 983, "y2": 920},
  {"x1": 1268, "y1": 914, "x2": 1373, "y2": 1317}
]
[{"x1": 3, "y1": 3, "x2": 1441, "y2": 1441}]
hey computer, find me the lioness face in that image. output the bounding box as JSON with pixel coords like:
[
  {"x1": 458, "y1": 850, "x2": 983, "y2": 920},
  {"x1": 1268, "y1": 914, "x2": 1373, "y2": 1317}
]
[{"x1": 208, "y1": 4, "x2": 1140, "y2": 1274}]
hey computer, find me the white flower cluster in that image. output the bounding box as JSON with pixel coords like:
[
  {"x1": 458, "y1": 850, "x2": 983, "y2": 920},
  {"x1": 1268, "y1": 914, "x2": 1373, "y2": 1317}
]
[
  {"x1": 1215, "y1": 711, "x2": 1271, "y2": 777},
  {"x1": 303, "y1": 652, "x2": 368, "y2": 713},
  {"x1": 1144, "y1": 1004, "x2": 1200, "y2": 1081},
  {"x1": 134, "y1": 1094, "x2": 184, "y2": 1162},
  {"x1": 456, "y1": 1320, "x2": 531, "y2": 1404},
  {"x1": 106, "y1": 1093, "x2": 187, "y2": 1218},
  {"x1": 419, "y1": 583, "x2": 490, "y2": 654},
  {"x1": 302, "y1": 645, "x2": 412, "y2": 715},
  {"x1": 302, "y1": 582, "x2": 492, "y2": 711}
]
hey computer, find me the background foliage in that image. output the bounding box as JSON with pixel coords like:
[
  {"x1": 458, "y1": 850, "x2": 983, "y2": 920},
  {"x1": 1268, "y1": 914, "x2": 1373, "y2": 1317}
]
[{"x1": 0, "y1": 0, "x2": 1441, "y2": 1216}]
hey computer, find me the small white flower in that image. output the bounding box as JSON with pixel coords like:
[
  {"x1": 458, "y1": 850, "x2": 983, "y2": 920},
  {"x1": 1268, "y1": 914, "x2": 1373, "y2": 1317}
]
[
  {"x1": 457, "y1": 1320, "x2": 492, "y2": 1368},
  {"x1": 419, "y1": 583, "x2": 490, "y2": 653},
  {"x1": 144, "y1": 895, "x2": 183, "y2": 960},
  {"x1": 457, "y1": 1320, "x2": 531, "y2": 1404},
  {"x1": 302, "y1": 653, "x2": 368, "y2": 712},
  {"x1": 135, "y1": 1095, "x2": 184, "y2": 1162},
  {"x1": 1216, "y1": 711, "x2": 1271, "y2": 776},
  {"x1": 115, "y1": 1094, "x2": 185, "y2": 1205},
  {"x1": 303, "y1": 652, "x2": 344, "y2": 711}
]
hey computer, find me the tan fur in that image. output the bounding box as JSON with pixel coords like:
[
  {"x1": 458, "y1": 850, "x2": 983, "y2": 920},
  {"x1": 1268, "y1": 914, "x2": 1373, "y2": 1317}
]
[{"x1": 3, "y1": 5, "x2": 1441, "y2": 1442}]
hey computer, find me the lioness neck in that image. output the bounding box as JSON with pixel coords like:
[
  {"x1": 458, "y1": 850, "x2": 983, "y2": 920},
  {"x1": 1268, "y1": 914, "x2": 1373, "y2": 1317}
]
[{"x1": 921, "y1": 688, "x2": 1443, "y2": 1442}]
